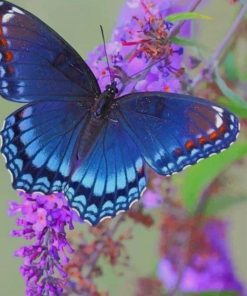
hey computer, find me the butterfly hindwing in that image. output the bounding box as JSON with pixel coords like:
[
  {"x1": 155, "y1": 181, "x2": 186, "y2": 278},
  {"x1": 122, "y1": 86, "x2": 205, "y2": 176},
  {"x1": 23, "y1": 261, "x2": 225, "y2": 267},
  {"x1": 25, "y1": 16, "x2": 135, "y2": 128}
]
[
  {"x1": 117, "y1": 92, "x2": 240, "y2": 175},
  {"x1": 66, "y1": 116, "x2": 146, "y2": 225},
  {"x1": 0, "y1": 100, "x2": 91, "y2": 193},
  {"x1": 0, "y1": 1, "x2": 100, "y2": 103}
]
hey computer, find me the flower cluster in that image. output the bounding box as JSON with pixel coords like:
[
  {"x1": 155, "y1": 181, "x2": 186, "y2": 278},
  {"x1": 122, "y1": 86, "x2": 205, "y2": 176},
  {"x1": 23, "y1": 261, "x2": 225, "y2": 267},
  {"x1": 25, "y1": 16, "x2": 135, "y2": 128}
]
[
  {"x1": 158, "y1": 216, "x2": 245, "y2": 294},
  {"x1": 9, "y1": 192, "x2": 75, "y2": 296},
  {"x1": 88, "y1": 0, "x2": 190, "y2": 95}
]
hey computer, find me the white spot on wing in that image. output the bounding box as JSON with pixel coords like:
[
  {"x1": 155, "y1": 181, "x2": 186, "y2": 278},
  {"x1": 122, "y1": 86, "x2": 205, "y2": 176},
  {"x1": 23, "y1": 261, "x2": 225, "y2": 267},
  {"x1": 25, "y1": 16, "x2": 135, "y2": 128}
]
[
  {"x1": 230, "y1": 114, "x2": 235, "y2": 122},
  {"x1": 100, "y1": 215, "x2": 112, "y2": 222},
  {"x1": 3, "y1": 13, "x2": 14, "y2": 23},
  {"x1": 183, "y1": 165, "x2": 191, "y2": 171},
  {"x1": 0, "y1": 66, "x2": 6, "y2": 77},
  {"x1": 71, "y1": 207, "x2": 81, "y2": 218},
  {"x1": 17, "y1": 87, "x2": 24, "y2": 95},
  {"x1": 140, "y1": 186, "x2": 147, "y2": 197},
  {"x1": 116, "y1": 210, "x2": 125, "y2": 215},
  {"x1": 11, "y1": 7, "x2": 25, "y2": 15},
  {"x1": 129, "y1": 199, "x2": 138, "y2": 208},
  {"x1": 34, "y1": 191, "x2": 45, "y2": 196},
  {"x1": 1, "y1": 81, "x2": 8, "y2": 88},
  {"x1": 207, "y1": 128, "x2": 214, "y2": 135},
  {"x1": 213, "y1": 106, "x2": 223, "y2": 114},
  {"x1": 215, "y1": 114, "x2": 223, "y2": 128},
  {"x1": 84, "y1": 219, "x2": 93, "y2": 226}
]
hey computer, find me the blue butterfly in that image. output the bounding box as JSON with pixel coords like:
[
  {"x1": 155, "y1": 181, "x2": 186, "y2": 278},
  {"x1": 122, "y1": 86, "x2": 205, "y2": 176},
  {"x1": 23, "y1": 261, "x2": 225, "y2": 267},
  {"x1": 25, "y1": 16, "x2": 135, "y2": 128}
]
[{"x1": 0, "y1": 1, "x2": 240, "y2": 225}]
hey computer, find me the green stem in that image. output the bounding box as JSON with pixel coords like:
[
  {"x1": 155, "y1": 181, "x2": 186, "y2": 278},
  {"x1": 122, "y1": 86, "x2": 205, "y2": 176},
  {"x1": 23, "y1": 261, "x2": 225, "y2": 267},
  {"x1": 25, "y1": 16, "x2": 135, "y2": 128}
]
[{"x1": 168, "y1": 0, "x2": 205, "y2": 39}]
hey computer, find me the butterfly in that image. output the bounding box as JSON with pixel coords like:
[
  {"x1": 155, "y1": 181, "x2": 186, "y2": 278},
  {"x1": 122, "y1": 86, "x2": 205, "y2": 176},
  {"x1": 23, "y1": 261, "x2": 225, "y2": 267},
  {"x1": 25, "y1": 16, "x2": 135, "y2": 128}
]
[{"x1": 0, "y1": 1, "x2": 240, "y2": 225}]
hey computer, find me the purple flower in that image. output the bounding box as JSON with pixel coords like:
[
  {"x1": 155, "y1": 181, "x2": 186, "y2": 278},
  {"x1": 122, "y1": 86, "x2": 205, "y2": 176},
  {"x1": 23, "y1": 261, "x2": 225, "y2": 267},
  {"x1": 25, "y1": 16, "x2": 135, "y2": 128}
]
[
  {"x1": 9, "y1": 192, "x2": 76, "y2": 296},
  {"x1": 158, "y1": 220, "x2": 246, "y2": 295},
  {"x1": 141, "y1": 189, "x2": 162, "y2": 209},
  {"x1": 88, "y1": 0, "x2": 191, "y2": 95}
]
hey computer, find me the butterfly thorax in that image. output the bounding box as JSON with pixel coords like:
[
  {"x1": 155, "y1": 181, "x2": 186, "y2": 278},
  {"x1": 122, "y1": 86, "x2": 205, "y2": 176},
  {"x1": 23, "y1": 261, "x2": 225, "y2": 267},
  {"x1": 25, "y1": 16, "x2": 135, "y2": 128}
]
[
  {"x1": 75, "y1": 82, "x2": 119, "y2": 162},
  {"x1": 92, "y1": 82, "x2": 118, "y2": 119}
]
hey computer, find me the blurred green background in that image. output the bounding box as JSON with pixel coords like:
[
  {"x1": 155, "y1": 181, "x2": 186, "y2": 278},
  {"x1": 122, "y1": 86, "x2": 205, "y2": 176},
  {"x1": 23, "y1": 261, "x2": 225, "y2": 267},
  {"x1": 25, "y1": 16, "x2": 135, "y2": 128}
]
[{"x1": 0, "y1": 1, "x2": 246, "y2": 295}]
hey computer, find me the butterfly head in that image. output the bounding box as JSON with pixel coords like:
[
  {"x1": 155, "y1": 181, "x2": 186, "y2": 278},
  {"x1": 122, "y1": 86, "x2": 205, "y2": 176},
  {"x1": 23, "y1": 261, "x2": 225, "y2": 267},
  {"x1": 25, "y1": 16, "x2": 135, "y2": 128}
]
[{"x1": 105, "y1": 81, "x2": 118, "y2": 96}]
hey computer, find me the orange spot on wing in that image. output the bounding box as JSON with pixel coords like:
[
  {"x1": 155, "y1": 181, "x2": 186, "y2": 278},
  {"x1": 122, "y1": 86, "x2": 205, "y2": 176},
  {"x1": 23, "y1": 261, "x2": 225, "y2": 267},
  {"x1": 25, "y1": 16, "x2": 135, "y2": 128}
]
[
  {"x1": 174, "y1": 147, "x2": 183, "y2": 157},
  {"x1": 0, "y1": 37, "x2": 7, "y2": 47},
  {"x1": 219, "y1": 124, "x2": 227, "y2": 134},
  {"x1": 6, "y1": 64, "x2": 15, "y2": 75},
  {"x1": 209, "y1": 131, "x2": 219, "y2": 141},
  {"x1": 4, "y1": 51, "x2": 13, "y2": 62},
  {"x1": 198, "y1": 136, "x2": 207, "y2": 145},
  {"x1": 185, "y1": 140, "x2": 195, "y2": 151}
]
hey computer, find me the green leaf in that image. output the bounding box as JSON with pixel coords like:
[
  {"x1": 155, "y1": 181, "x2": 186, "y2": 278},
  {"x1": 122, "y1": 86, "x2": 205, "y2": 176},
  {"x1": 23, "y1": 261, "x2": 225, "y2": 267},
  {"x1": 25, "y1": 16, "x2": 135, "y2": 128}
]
[
  {"x1": 171, "y1": 36, "x2": 197, "y2": 47},
  {"x1": 223, "y1": 51, "x2": 239, "y2": 81},
  {"x1": 214, "y1": 67, "x2": 247, "y2": 118},
  {"x1": 205, "y1": 195, "x2": 247, "y2": 215},
  {"x1": 166, "y1": 12, "x2": 212, "y2": 22},
  {"x1": 214, "y1": 67, "x2": 245, "y2": 104},
  {"x1": 177, "y1": 142, "x2": 247, "y2": 213}
]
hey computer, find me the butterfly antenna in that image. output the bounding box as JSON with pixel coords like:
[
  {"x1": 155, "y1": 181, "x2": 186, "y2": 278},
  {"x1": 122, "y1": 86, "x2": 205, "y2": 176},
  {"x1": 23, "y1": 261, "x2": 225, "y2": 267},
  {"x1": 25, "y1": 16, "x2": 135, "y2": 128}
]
[{"x1": 100, "y1": 25, "x2": 114, "y2": 84}]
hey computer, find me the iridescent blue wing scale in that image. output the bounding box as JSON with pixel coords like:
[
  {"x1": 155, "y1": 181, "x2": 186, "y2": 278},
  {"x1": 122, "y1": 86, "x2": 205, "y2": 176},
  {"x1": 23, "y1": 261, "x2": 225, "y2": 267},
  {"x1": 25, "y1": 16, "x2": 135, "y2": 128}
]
[
  {"x1": 116, "y1": 92, "x2": 240, "y2": 175},
  {"x1": 66, "y1": 116, "x2": 146, "y2": 225},
  {"x1": 0, "y1": 1, "x2": 100, "y2": 102}
]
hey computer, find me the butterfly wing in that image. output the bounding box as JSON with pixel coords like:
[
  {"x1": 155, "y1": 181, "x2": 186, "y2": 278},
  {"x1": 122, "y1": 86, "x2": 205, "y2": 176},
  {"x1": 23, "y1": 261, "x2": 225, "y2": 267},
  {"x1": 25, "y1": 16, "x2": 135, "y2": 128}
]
[
  {"x1": 1, "y1": 101, "x2": 146, "y2": 225},
  {"x1": 0, "y1": 100, "x2": 91, "y2": 194},
  {"x1": 0, "y1": 1, "x2": 100, "y2": 103},
  {"x1": 66, "y1": 115, "x2": 146, "y2": 225},
  {"x1": 116, "y1": 92, "x2": 240, "y2": 175}
]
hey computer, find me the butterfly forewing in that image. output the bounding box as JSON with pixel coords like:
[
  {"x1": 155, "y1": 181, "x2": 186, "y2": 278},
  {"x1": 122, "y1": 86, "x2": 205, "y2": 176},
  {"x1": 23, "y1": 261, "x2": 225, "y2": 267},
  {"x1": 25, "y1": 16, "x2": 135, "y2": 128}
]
[{"x1": 0, "y1": 1, "x2": 100, "y2": 103}]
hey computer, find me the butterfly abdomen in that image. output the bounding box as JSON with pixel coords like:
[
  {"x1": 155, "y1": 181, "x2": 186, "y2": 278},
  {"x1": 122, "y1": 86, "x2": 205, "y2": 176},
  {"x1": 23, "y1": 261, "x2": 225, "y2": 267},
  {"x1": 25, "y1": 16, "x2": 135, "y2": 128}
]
[{"x1": 76, "y1": 116, "x2": 105, "y2": 163}]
